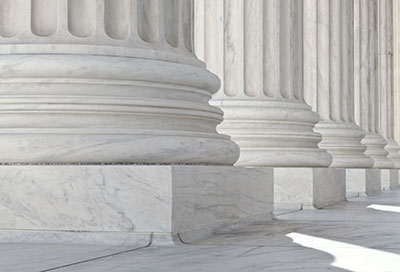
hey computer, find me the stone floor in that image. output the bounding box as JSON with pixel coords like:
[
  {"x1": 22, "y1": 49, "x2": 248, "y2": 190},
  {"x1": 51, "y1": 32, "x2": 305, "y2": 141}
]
[{"x1": 2, "y1": 191, "x2": 400, "y2": 272}]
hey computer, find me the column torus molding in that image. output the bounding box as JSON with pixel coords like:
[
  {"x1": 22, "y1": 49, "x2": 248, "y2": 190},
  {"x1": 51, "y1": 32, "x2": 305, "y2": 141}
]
[
  {"x1": 303, "y1": 0, "x2": 374, "y2": 168},
  {"x1": 0, "y1": 0, "x2": 240, "y2": 164},
  {"x1": 194, "y1": 0, "x2": 332, "y2": 167},
  {"x1": 354, "y1": 0, "x2": 394, "y2": 168}
]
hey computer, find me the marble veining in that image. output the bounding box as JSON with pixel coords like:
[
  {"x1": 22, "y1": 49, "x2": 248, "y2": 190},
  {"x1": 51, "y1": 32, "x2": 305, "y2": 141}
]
[{"x1": 2, "y1": 190, "x2": 399, "y2": 272}]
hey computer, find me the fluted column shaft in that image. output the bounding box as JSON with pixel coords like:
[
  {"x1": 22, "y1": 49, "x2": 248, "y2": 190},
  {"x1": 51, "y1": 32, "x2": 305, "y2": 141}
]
[
  {"x1": 195, "y1": 0, "x2": 332, "y2": 167},
  {"x1": 395, "y1": 0, "x2": 400, "y2": 144},
  {"x1": 0, "y1": 0, "x2": 239, "y2": 164},
  {"x1": 304, "y1": 0, "x2": 373, "y2": 168},
  {"x1": 354, "y1": 0, "x2": 393, "y2": 168},
  {"x1": 378, "y1": 0, "x2": 400, "y2": 167}
]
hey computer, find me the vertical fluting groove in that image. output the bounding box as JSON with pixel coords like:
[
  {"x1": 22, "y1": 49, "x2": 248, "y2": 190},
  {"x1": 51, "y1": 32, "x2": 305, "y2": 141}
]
[
  {"x1": 244, "y1": 0, "x2": 263, "y2": 97},
  {"x1": 341, "y1": 0, "x2": 352, "y2": 122},
  {"x1": 263, "y1": 0, "x2": 280, "y2": 98},
  {"x1": 354, "y1": 0, "x2": 361, "y2": 125},
  {"x1": 369, "y1": 0, "x2": 377, "y2": 133},
  {"x1": 387, "y1": 0, "x2": 394, "y2": 138},
  {"x1": 280, "y1": 0, "x2": 291, "y2": 99},
  {"x1": 294, "y1": 0, "x2": 303, "y2": 100},
  {"x1": 0, "y1": 0, "x2": 24, "y2": 37},
  {"x1": 129, "y1": 0, "x2": 138, "y2": 39},
  {"x1": 194, "y1": 0, "x2": 205, "y2": 58},
  {"x1": 137, "y1": 0, "x2": 159, "y2": 43},
  {"x1": 164, "y1": 0, "x2": 179, "y2": 47},
  {"x1": 31, "y1": 0, "x2": 58, "y2": 37},
  {"x1": 329, "y1": 0, "x2": 341, "y2": 121},
  {"x1": 223, "y1": 0, "x2": 244, "y2": 97},
  {"x1": 317, "y1": 0, "x2": 330, "y2": 120},
  {"x1": 205, "y1": 0, "x2": 224, "y2": 94},
  {"x1": 378, "y1": 0, "x2": 388, "y2": 137},
  {"x1": 68, "y1": 0, "x2": 96, "y2": 37},
  {"x1": 303, "y1": 0, "x2": 317, "y2": 110},
  {"x1": 181, "y1": 0, "x2": 193, "y2": 52},
  {"x1": 104, "y1": 0, "x2": 129, "y2": 40},
  {"x1": 394, "y1": 0, "x2": 400, "y2": 141},
  {"x1": 349, "y1": 0, "x2": 355, "y2": 123},
  {"x1": 359, "y1": 0, "x2": 369, "y2": 131}
]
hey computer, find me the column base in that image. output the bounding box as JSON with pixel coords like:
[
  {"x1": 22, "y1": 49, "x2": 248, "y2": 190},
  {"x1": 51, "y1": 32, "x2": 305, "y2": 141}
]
[
  {"x1": 346, "y1": 169, "x2": 381, "y2": 198},
  {"x1": 274, "y1": 168, "x2": 345, "y2": 213},
  {"x1": 362, "y1": 133, "x2": 394, "y2": 168},
  {"x1": 0, "y1": 165, "x2": 273, "y2": 245},
  {"x1": 314, "y1": 122, "x2": 374, "y2": 168},
  {"x1": 385, "y1": 139, "x2": 400, "y2": 168},
  {"x1": 214, "y1": 100, "x2": 332, "y2": 167},
  {"x1": 0, "y1": 54, "x2": 239, "y2": 165}
]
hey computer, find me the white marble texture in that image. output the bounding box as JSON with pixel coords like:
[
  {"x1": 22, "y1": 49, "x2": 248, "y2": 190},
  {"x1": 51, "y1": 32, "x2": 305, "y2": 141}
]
[
  {"x1": 381, "y1": 169, "x2": 391, "y2": 190},
  {"x1": 303, "y1": 0, "x2": 373, "y2": 168},
  {"x1": 346, "y1": 168, "x2": 382, "y2": 197},
  {"x1": 0, "y1": 0, "x2": 239, "y2": 164},
  {"x1": 390, "y1": 169, "x2": 400, "y2": 190},
  {"x1": 3, "y1": 191, "x2": 400, "y2": 272},
  {"x1": 354, "y1": 0, "x2": 394, "y2": 168},
  {"x1": 0, "y1": 165, "x2": 273, "y2": 245},
  {"x1": 194, "y1": 0, "x2": 332, "y2": 167},
  {"x1": 274, "y1": 168, "x2": 345, "y2": 211},
  {"x1": 378, "y1": 0, "x2": 400, "y2": 167}
]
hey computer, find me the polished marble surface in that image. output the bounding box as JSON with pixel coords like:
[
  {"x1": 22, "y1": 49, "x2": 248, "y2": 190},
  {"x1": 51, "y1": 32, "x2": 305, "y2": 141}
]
[
  {"x1": 0, "y1": 165, "x2": 273, "y2": 246},
  {"x1": 2, "y1": 190, "x2": 400, "y2": 272}
]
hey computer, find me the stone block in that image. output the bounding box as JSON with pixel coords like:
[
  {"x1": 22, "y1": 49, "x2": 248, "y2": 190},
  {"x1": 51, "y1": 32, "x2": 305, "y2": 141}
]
[
  {"x1": 390, "y1": 169, "x2": 400, "y2": 190},
  {"x1": 0, "y1": 165, "x2": 273, "y2": 246},
  {"x1": 274, "y1": 168, "x2": 345, "y2": 212},
  {"x1": 346, "y1": 169, "x2": 381, "y2": 198}
]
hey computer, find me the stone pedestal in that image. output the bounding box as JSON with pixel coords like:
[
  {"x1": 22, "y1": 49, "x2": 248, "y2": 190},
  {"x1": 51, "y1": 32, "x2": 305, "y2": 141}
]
[
  {"x1": 0, "y1": 165, "x2": 273, "y2": 245},
  {"x1": 0, "y1": 0, "x2": 261, "y2": 246},
  {"x1": 346, "y1": 169, "x2": 381, "y2": 198},
  {"x1": 381, "y1": 169, "x2": 391, "y2": 190},
  {"x1": 390, "y1": 169, "x2": 400, "y2": 190},
  {"x1": 274, "y1": 168, "x2": 345, "y2": 213}
]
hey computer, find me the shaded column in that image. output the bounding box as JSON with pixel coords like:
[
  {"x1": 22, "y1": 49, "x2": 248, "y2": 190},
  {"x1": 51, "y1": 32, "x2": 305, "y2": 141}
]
[
  {"x1": 378, "y1": 0, "x2": 400, "y2": 167},
  {"x1": 0, "y1": 0, "x2": 239, "y2": 164},
  {"x1": 195, "y1": 0, "x2": 332, "y2": 167},
  {"x1": 304, "y1": 0, "x2": 373, "y2": 168},
  {"x1": 354, "y1": 0, "x2": 394, "y2": 168}
]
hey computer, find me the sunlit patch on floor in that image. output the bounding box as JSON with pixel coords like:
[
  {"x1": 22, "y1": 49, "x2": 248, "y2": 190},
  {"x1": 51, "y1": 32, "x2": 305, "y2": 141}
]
[
  {"x1": 287, "y1": 232, "x2": 400, "y2": 272},
  {"x1": 367, "y1": 204, "x2": 400, "y2": 213}
]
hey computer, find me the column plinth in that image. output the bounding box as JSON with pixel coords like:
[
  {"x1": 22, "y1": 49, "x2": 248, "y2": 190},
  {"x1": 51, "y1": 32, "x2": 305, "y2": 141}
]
[
  {"x1": 0, "y1": 0, "x2": 239, "y2": 164},
  {"x1": 315, "y1": 122, "x2": 374, "y2": 168},
  {"x1": 218, "y1": 100, "x2": 331, "y2": 167}
]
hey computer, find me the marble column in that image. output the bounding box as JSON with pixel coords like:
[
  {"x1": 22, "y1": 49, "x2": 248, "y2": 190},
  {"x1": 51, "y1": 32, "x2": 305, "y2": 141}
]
[
  {"x1": 304, "y1": 0, "x2": 374, "y2": 168},
  {"x1": 194, "y1": 0, "x2": 332, "y2": 167},
  {"x1": 354, "y1": 0, "x2": 394, "y2": 168},
  {"x1": 0, "y1": 0, "x2": 239, "y2": 164},
  {"x1": 378, "y1": 0, "x2": 400, "y2": 167}
]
